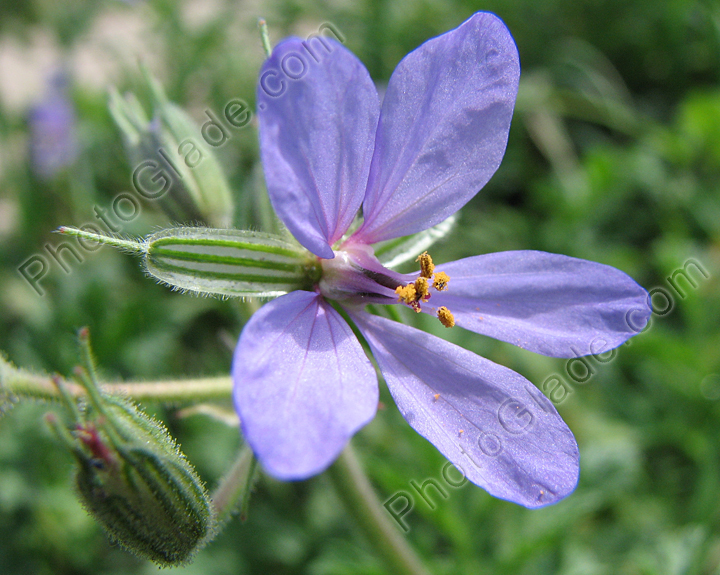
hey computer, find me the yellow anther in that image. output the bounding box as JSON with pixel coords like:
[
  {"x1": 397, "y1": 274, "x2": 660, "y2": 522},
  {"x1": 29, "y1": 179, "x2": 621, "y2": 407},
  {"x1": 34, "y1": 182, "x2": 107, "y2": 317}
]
[
  {"x1": 397, "y1": 253, "x2": 447, "y2": 312},
  {"x1": 437, "y1": 306, "x2": 455, "y2": 328},
  {"x1": 395, "y1": 284, "x2": 417, "y2": 305},
  {"x1": 414, "y1": 277, "x2": 430, "y2": 301},
  {"x1": 432, "y1": 271, "x2": 450, "y2": 291},
  {"x1": 416, "y1": 252, "x2": 435, "y2": 278}
]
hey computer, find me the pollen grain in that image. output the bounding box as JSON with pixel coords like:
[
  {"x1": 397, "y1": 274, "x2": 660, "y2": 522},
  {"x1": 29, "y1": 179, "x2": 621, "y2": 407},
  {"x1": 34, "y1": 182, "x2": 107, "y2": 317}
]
[
  {"x1": 416, "y1": 251, "x2": 434, "y2": 278},
  {"x1": 437, "y1": 306, "x2": 455, "y2": 328},
  {"x1": 395, "y1": 284, "x2": 417, "y2": 305},
  {"x1": 432, "y1": 271, "x2": 450, "y2": 291},
  {"x1": 395, "y1": 252, "x2": 452, "y2": 313},
  {"x1": 414, "y1": 277, "x2": 430, "y2": 301}
]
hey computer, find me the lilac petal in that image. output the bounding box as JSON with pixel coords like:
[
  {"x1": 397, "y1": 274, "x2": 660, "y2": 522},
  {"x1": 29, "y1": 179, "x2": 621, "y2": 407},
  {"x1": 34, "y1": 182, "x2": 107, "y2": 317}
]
[
  {"x1": 232, "y1": 291, "x2": 378, "y2": 479},
  {"x1": 351, "y1": 311, "x2": 579, "y2": 508},
  {"x1": 426, "y1": 251, "x2": 651, "y2": 358},
  {"x1": 354, "y1": 12, "x2": 519, "y2": 245},
  {"x1": 257, "y1": 37, "x2": 379, "y2": 258}
]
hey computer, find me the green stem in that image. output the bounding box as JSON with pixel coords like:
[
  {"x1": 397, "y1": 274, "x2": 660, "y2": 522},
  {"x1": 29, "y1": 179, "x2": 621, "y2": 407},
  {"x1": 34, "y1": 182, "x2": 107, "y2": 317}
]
[
  {"x1": 1, "y1": 356, "x2": 232, "y2": 404},
  {"x1": 57, "y1": 226, "x2": 146, "y2": 254},
  {"x1": 211, "y1": 445, "x2": 256, "y2": 525},
  {"x1": 104, "y1": 377, "x2": 232, "y2": 403},
  {"x1": 258, "y1": 18, "x2": 272, "y2": 58},
  {"x1": 327, "y1": 445, "x2": 432, "y2": 575},
  {"x1": 240, "y1": 456, "x2": 259, "y2": 521}
]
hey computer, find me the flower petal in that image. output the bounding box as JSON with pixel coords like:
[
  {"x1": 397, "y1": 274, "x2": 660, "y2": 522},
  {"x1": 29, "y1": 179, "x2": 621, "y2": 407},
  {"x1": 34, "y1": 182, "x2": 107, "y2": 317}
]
[
  {"x1": 257, "y1": 37, "x2": 379, "y2": 258},
  {"x1": 427, "y1": 251, "x2": 651, "y2": 358},
  {"x1": 351, "y1": 311, "x2": 579, "y2": 508},
  {"x1": 232, "y1": 291, "x2": 378, "y2": 479},
  {"x1": 354, "y1": 12, "x2": 519, "y2": 244}
]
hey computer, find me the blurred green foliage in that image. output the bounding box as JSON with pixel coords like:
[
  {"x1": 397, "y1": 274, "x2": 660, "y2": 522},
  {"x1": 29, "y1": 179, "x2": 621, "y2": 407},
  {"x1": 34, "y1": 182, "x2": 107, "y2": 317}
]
[{"x1": 1, "y1": 0, "x2": 719, "y2": 574}]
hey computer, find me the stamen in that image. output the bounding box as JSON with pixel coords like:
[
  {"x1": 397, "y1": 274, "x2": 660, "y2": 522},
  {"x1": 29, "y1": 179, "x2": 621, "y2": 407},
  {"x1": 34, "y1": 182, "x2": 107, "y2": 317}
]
[
  {"x1": 416, "y1": 252, "x2": 434, "y2": 278},
  {"x1": 432, "y1": 271, "x2": 450, "y2": 291},
  {"x1": 437, "y1": 306, "x2": 455, "y2": 328},
  {"x1": 394, "y1": 251, "x2": 452, "y2": 313},
  {"x1": 363, "y1": 268, "x2": 404, "y2": 290},
  {"x1": 414, "y1": 277, "x2": 430, "y2": 302},
  {"x1": 395, "y1": 284, "x2": 417, "y2": 305}
]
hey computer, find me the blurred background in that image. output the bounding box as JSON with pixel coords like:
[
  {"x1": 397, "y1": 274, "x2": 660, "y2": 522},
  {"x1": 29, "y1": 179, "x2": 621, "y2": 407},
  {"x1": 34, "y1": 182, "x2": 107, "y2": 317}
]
[{"x1": 1, "y1": 0, "x2": 720, "y2": 573}]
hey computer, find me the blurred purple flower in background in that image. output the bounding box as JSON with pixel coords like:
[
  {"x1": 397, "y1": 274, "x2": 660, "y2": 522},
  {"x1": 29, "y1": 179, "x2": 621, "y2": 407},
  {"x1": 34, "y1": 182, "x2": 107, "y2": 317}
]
[
  {"x1": 29, "y1": 71, "x2": 77, "y2": 179},
  {"x1": 232, "y1": 12, "x2": 651, "y2": 507}
]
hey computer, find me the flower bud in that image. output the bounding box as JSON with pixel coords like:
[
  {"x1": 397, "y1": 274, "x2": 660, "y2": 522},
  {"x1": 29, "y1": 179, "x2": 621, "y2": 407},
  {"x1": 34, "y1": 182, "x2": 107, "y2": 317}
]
[
  {"x1": 46, "y1": 331, "x2": 215, "y2": 566},
  {"x1": 109, "y1": 69, "x2": 234, "y2": 228}
]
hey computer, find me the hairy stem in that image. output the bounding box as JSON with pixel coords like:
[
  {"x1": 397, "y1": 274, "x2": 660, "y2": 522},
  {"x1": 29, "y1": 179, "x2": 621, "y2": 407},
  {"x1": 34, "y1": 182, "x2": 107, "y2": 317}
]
[
  {"x1": 1, "y1": 356, "x2": 232, "y2": 404},
  {"x1": 57, "y1": 226, "x2": 146, "y2": 253}
]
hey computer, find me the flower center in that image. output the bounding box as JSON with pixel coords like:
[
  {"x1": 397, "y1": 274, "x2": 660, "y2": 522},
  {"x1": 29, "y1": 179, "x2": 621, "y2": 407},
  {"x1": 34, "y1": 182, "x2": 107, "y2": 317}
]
[
  {"x1": 393, "y1": 251, "x2": 455, "y2": 327},
  {"x1": 318, "y1": 247, "x2": 456, "y2": 328},
  {"x1": 318, "y1": 244, "x2": 404, "y2": 305}
]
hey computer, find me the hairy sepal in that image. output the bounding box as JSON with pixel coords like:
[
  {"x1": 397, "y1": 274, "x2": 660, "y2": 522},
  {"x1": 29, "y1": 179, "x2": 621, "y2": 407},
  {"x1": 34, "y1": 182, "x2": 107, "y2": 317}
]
[{"x1": 145, "y1": 227, "x2": 315, "y2": 298}]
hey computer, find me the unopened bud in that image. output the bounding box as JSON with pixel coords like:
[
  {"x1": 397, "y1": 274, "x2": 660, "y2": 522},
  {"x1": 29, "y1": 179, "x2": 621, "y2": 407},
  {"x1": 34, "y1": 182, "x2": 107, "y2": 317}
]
[
  {"x1": 46, "y1": 330, "x2": 215, "y2": 566},
  {"x1": 109, "y1": 68, "x2": 234, "y2": 228}
]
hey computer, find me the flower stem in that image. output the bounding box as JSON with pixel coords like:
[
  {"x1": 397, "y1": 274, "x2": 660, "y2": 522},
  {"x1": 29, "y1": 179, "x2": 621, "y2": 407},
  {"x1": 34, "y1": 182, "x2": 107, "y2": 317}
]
[
  {"x1": 57, "y1": 226, "x2": 146, "y2": 254},
  {"x1": 327, "y1": 445, "x2": 432, "y2": 575},
  {"x1": 105, "y1": 377, "x2": 232, "y2": 402},
  {"x1": 211, "y1": 445, "x2": 257, "y2": 525},
  {"x1": 258, "y1": 18, "x2": 272, "y2": 58},
  {"x1": 1, "y1": 355, "x2": 232, "y2": 404}
]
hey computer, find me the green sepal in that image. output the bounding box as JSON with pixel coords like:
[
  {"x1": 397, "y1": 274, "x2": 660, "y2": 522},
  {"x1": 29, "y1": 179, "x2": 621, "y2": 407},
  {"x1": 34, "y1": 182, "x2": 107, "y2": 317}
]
[
  {"x1": 373, "y1": 215, "x2": 457, "y2": 269},
  {"x1": 145, "y1": 227, "x2": 318, "y2": 298},
  {"x1": 56, "y1": 226, "x2": 319, "y2": 299}
]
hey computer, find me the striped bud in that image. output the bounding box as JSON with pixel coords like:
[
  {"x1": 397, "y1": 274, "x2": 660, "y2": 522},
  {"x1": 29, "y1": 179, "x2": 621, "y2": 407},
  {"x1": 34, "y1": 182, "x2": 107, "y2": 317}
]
[
  {"x1": 46, "y1": 330, "x2": 215, "y2": 566},
  {"x1": 145, "y1": 227, "x2": 319, "y2": 298}
]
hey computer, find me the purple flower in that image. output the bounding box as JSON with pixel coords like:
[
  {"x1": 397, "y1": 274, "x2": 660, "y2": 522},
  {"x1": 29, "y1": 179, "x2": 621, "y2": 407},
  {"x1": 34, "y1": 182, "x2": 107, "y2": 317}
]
[
  {"x1": 232, "y1": 12, "x2": 651, "y2": 507},
  {"x1": 29, "y1": 72, "x2": 77, "y2": 180}
]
